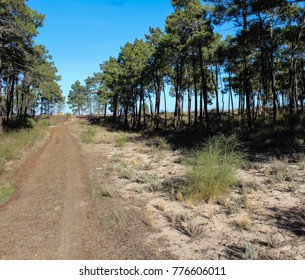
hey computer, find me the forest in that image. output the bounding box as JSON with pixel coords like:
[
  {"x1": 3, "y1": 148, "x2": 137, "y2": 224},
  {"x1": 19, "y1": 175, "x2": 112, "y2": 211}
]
[
  {"x1": 67, "y1": 0, "x2": 305, "y2": 137},
  {"x1": 1, "y1": 0, "x2": 305, "y2": 262},
  {"x1": 0, "y1": 0, "x2": 63, "y2": 133}
]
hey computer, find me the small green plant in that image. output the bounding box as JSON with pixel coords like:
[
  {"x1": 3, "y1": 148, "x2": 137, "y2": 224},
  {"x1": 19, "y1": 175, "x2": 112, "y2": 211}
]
[
  {"x1": 267, "y1": 234, "x2": 282, "y2": 248},
  {"x1": 0, "y1": 181, "x2": 15, "y2": 205},
  {"x1": 91, "y1": 177, "x2": 112, "y2": 199},
  {"x1": 175, "y1": 219, "x2": 204, "y2": 238},
  {"x1": 147, "y1": 136, "x2": 169, "y2": 150},
  {"x1": 299, "y1": 161, "x2": 305, "y2": 170},
  {"x1": 80, "y1": 126, "x2": 96, "y2": 144},
  {"x1": 135, "y1": 173, "x2": 162, "y2": 191},
  {"x1": 288, "y1": 182, "x2": 300, "y2": 194},
  {"x1": 270, "y1": 159, "x2": 298, "y2": 182},
  {"x1": 36, "y1": 119, "x2": 50, "y2": 128},
  {"x1": 185, "y1": 135, "x2": 244, "y2": 202},
  {"x1": 242, "y1": 243, "x2": 259, "y2": 260},
  {"x1": 227, "y1": 202, "x2": 239, "y2": 215},
  {"x1": 115, "y1": 134, "x2": 127, "y2": 147},
  {"x1": 119, "y1": 168, "x2": 136, "y2": 180},
  {"x1": 185, "y1": 220, "x2": 204, "y2": 238}
]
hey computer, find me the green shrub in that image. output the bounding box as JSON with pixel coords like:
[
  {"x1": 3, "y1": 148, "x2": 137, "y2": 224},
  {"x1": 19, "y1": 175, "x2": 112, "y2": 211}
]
[
  {"x1": 36, "y1": 119, "x2": 50, "y2": 128},
  {"x1": 185, "y1": 135, "x2": 244, "y2": 202}
]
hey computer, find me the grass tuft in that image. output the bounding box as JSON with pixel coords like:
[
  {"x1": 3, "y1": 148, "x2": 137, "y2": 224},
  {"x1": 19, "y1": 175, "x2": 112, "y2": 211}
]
[
  {"x1": 236, "y1": 214, "x2": 252, "y2": 230},
  {"x1": 80, "y1": 126, "x2": 96, "y2": 144},
  {"x1": 115, "y1": 134, "x2": 128, "y2": 147},
  {"x1": 90, "y1": 177, "x2": 112, "y2": 199},
  {"x1": 0, "y1": 181, "x2": 15, "y2": 205},
  {"x1": 185, "y1": 135, "x2": 244, "y2": 202}
]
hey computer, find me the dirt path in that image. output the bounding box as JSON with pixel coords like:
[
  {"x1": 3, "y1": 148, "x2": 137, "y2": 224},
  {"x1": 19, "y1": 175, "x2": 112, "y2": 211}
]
[{"x1": 0, "y1": 123, "x2": 103, "y2": 259}]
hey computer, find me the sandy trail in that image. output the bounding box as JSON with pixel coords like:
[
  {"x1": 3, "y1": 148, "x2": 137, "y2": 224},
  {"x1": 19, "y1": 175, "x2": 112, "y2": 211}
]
[{"x1": 0, "y1": 123, "x2": 101, "y2": 259}]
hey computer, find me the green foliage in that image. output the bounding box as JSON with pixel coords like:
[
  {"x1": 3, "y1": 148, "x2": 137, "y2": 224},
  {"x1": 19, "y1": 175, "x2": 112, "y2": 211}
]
[
  {"x1": 36, "y1": 119, "x2": 50, "y2": 128},
  {"x1": 80, "y1": 126, "x2": 96, "y2": 144},
  {"x1": 67, "y1": 80, "x2": 87, "y2": 115},
  {"x1": 90, "y1": 177, "x2": 111, "y2": 199},
  {"x1": 185, "y1": 135, "x2": 244, "y2": 202},
  {"x1": 0, "y1": 181, "x2": 15, "y2": 205},
  {"x1": 115, "y1": 134, "x2": 128, "y2": 147},
  {"x1": 0, "y1": 126, "x2": 46, "y2": 162}
]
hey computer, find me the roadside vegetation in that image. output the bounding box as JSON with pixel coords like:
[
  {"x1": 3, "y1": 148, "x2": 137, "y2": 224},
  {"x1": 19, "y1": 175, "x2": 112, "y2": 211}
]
[
  {"x1": 75, "y1": 116, "x2": 305, "y2": 260},
  {"x1": 0, "y1": 117, "x2": 59, "y2": 205},
  {"x1": 185, "y1": 135, "x2": 245, "y2": 202}
]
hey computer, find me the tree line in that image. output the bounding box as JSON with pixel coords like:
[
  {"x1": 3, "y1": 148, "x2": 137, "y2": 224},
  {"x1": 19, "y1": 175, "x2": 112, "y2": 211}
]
[
  {"x1": 68, "y1": 0, "x2": 305, "y2": 132},
  {"x1": 0, "y1": 0, "x2": 63, "y2": 133}
]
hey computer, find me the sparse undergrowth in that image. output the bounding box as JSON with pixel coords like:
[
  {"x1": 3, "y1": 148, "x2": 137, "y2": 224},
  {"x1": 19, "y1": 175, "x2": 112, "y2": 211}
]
[
  {"x1": 77, "y1": 118, "x2": 305, "y2": 260},
  {"x1": 0, "y1": 118, "x2": 49, "y2": 174},
  {"x1": 0, "y1": 117, "x2": 56, "y2": 205},
  {"x1": 90, "y1": 176, "x2": 112, "y2": 199},
  {"x1": 80, "y1": 126, "x2": 96, "y2": 144}
]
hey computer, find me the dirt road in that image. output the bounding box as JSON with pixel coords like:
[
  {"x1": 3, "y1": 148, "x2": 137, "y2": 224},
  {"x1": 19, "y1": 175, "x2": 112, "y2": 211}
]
[{"x1": 0, "y1": 123, "x2": 103, "y2": 259}]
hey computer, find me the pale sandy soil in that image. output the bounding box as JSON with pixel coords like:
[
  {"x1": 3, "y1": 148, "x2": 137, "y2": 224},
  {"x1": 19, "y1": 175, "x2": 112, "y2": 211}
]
[{"x1": 75, "y1": 119, "x2": 305, "y2": 260}]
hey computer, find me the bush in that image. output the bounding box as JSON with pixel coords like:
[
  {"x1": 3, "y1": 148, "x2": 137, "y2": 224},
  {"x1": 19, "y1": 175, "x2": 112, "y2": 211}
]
[{"x1": 185, "y1": 135, "x2": 244, "y2": 202}]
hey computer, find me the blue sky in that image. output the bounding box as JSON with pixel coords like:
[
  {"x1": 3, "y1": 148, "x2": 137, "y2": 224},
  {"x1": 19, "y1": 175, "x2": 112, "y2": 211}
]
[{"x1": 28, "y1": 0, "x2": 173, "y2": 109}]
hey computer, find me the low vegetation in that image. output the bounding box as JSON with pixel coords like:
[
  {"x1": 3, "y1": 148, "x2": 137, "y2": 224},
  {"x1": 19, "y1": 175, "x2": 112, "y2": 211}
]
[
  {"x1": 80, "y1": 126, "x2": 96, "y2": 144},
  {"x1": 185, "y1": 135, "x2": 245, "y2": 202},
  {"x1": 0, "y1": 119, "x2": 49, "y2": 174},
  {"x1": 0, "y1": 181, "x2": 15, "y2": 205},
  {"x1": 75, "y1": 117, "x2": 305, "y2": 260},
  {"x1": 0, "y1": 118, "x2": 52, "y2": 204}
]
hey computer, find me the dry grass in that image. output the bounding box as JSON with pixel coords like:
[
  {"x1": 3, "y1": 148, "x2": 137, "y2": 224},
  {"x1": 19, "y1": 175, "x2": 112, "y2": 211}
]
[
  {"x1": 142, "y1": 209, "x2": 155, "y2": 227},
  {"x1": 176, "y1": 191, "x2": 184, "y2": 202},
  {"x1": 90, "y1": 176, "x2": 112, "y2": 199},
  {"x1": 236, "y1": 215, "x2": 252, "y2": 230},
  {"x1": 243, "y1": 195, "x2": 253, "y2": 209},
  {"x1": 156, "y1": 200, "x2": 166, "y2": 212},
  {"x1": 75, "y1": 117, "x2": 305, "y2": 260}
]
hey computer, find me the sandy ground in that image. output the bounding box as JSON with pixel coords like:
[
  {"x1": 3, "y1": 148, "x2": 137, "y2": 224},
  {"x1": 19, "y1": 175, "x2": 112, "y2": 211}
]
[
  {"x1": 0, "y1": 120, "x2": 167, "y2": 260},
  {"x1": 74, "y1": 119, "x2": 305, "y2": 260},
  {"x1": 1, "y1": 117, "x2": 304, "y2": 260}
]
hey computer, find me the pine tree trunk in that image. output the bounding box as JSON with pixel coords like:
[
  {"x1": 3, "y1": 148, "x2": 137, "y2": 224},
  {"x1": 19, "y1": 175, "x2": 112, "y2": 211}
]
[
  {"x1": 192, "y1": 50, "x2": 198, "y2": 125},
  {"x1": 188, "y1": 83, "x2": 191, "y2": 126},
  {"x1": 242, "y1": 1, "x2": 252, "y2": 127},
  {"x1": 163, "y1": 85, "x2": 167, "y2": 131},
  {"x1": 198, "y1": 45, "x2": 210, "y2": 133}
]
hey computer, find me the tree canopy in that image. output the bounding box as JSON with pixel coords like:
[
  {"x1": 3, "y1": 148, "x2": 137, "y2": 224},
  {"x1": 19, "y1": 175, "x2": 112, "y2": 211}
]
[
  {"x1": 67, "y1": 0, "x2": 305, "y2": 133},
  {"x1": 0, "y1": 0, "x2": 63, "y2": 131}
]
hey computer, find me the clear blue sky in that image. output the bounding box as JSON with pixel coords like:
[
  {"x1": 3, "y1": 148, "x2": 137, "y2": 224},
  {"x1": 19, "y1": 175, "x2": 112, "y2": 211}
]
[
  {"x1": 28, "y1": 0, "x2": 174, "y2": 109},
  {"x1": 27, "y1": 0, "x2": 237, "y2": 113}
]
